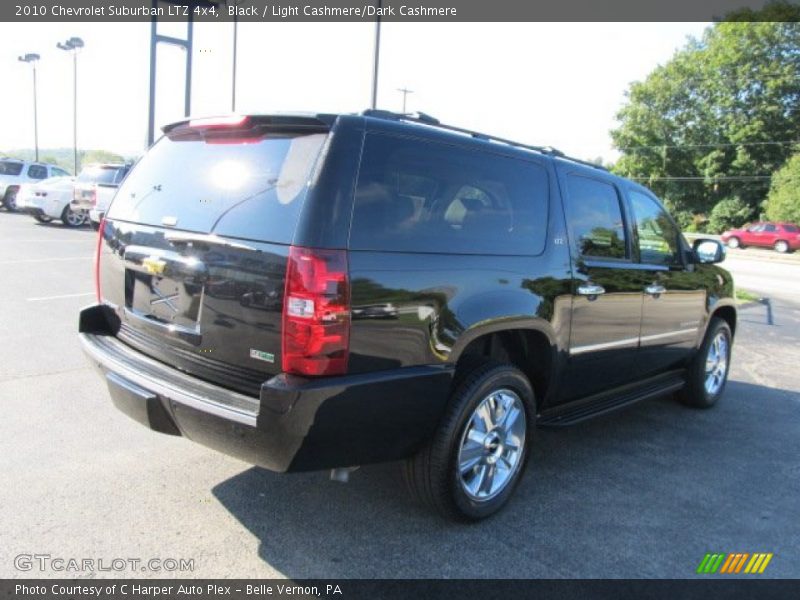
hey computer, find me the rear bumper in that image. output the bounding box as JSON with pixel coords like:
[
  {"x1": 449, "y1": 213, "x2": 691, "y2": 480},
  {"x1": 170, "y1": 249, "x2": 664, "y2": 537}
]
[{"x1": 79, "y1": 304, "x2": 452, "y2": 472}]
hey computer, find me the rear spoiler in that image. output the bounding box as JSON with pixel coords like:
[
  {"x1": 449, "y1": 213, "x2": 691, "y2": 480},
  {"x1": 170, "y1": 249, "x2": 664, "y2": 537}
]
[{"x1": 162, "y1": 113, "x2": 336, "y2": 136}]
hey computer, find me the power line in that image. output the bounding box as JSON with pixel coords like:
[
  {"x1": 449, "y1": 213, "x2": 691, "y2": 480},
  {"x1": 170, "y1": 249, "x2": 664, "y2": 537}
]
[{"x1": 617, "y1": 140, "x2": 800, "y2": 151}]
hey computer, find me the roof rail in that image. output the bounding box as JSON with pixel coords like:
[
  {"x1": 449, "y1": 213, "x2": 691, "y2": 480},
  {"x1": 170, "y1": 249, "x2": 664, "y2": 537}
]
[{"x1": 361, "y1": 109, "x2": 608, "y2": 171}]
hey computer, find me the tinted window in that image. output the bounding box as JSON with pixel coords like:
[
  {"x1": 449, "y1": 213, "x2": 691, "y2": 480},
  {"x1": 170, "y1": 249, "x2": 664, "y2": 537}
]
[
  {"x1": 783, "y1": 224, "x2": 798, "y2": 233},
  {"x1": 763, "y1": 223, "x2": 777, "y2": 232},
  {"x1": 107, "y1": 133, "x2": 327, "y2": 242},
  {"x1": 0, "y1": 161, "x2": 23, "y2": 176},
  {"x1": 77, "y1": 166, "x2": 121, "y2": 185},
  {"x1": 628, "y1": 190, "x2": 680, "y2": 266},
  {"x1": 28, "y1": 165, "x2": 48, "y2": 179},
  {"x1": 350, "y1": 134, "x2": 549, "y2": 255},
  {"x1": 563, "y1": 175, "x2": 626, "y2": 259},
  {"x1": 52, "y1": 167, "x2": 70, "y2": 177}
]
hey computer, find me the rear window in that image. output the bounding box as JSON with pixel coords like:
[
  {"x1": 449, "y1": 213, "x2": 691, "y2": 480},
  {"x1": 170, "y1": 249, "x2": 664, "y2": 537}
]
[
  {"x1": 107, "y1": 132, "x2": 327, "y2": 243},
  {"x1": 77, "y1": 166, "x2": 121, "y2": 185},
  {"x1": 782, "y1": 224, "x2": 798, "y2": 232},
  {"x1": 350, "y1": 134, "x2": 549, "y2": 255},
  {"x1": 0, "y1": 161, "x2": 24, "y2": 176}
]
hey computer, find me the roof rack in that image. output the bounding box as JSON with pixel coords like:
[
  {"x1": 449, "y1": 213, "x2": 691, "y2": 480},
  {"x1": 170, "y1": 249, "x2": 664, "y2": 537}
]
[{"x1": 361, "y1": 109, "x2": 608, "y2": 171}]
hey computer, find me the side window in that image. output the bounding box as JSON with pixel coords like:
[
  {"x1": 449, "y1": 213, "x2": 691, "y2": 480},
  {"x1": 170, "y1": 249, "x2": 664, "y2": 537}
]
[
  {"x1": 628, "y1": 190, "x2": 680, "y2": 266},
  {"x1": 350, "y1": 134, "x2": 549, "y2": 255},
  {"x1": 27, "y1": 165, "x2": 48, "y2": 179},
  {"x1": 747, "y1": 224, "x2": 763, "y2": 233},
  {"x1": 763, "y1": 224, "x2": 777, "y2": 233},
  {"x1": 563, "y1": 175, "x2": 627, "y2": 259},
  {"x1": 52, "y1": 167, "x2": 70, "y2": 177}
]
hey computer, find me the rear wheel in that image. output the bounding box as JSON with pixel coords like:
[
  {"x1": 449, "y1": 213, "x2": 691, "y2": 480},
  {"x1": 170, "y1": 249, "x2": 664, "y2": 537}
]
[
  {"x1": 678, "y1": 318, "x2": 732, "y2": 409},
  {"x1": 61, "y1": 205, "x2": 87, "y2": 228},
  {"x1": 774, "y1": 240, "x2": 790, "y2": 253},
  {"x1": 726, "y1": 237, "x2": 740, "y2": 249},
  {"x1": 404, "y1": 361, "x2": 534, "y2": 521},
  {"x1": 3, "y1": 187, "x2": 18, "y2": 211}
]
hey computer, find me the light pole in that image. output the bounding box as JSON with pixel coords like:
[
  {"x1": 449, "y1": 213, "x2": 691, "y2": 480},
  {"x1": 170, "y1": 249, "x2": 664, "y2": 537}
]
[
  {"x1": 56, "y1": 37, "x2": 84, "y2": 175},
  {"x1": 397, "y1": 87, "x2": 413, "y2": 113},
  {"x1": 370, "y1": 0, "x2": 382, "y2": 109},
  {"x1": 17, "y1": 53, "x2": 40, "y2": 162}
]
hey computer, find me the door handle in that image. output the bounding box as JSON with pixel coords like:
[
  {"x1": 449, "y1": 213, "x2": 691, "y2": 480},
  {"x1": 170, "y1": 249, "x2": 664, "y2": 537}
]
[
  {"x1": 645, "y1": 284, "x2": 667, "y2": 296},
  {"x1": 577, "y1": 284, "x2": 606, "y2": 296}
]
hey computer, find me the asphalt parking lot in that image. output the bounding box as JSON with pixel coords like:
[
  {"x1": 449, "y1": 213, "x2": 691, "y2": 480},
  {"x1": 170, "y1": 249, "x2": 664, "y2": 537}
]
[{"x1": 1, "y1": 210, "x2": 798, "y2": 579}]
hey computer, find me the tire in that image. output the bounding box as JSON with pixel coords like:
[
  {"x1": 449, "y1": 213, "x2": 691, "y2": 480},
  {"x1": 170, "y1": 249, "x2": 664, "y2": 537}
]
[
  {"x1": 726, "y1": 237, "x2": 740, "y2": 249},
  {"x1": 3, "y1": 187, "x2": 18, "y2": 211},
  {"x1": 33, "y1": 214, "x2": 53, "y2": 223},
  {"x1": 774, "y1": 240, "x2": 790, "y2": 253},
  {"x1": 678, "y1": 318, "x2": 732, "y2": 409},
  {"x1": 61, "y1": 205, "x2": 87, "y2": 228},
  {"x1": 404, "y1": 361, "x2": 534, "y2": 521}
]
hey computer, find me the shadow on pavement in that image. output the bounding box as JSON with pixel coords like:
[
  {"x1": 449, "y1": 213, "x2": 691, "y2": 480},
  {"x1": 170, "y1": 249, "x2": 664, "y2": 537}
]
[{"x1": 212, "y1": 379, "x2": 800, "y2": 578}]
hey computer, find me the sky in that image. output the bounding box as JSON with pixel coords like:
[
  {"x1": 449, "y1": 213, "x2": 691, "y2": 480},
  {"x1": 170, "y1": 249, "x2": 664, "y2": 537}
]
[{"x1": 0, "y1": 22, "x2": 709, "y2": 163}]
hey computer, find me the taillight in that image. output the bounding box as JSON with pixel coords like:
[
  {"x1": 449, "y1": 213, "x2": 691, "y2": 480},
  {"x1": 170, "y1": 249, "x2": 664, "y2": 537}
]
[
  {"x1": 282, "y1": 246, "x2": 350, "y2": 377},
  {"x1": 94, "y1": 218, "x2": 106, "y2": 302}
]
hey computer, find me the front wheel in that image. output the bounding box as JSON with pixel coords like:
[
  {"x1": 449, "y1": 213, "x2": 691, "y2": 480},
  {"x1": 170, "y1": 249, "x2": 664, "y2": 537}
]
[
  {"x1": 404, "y1": 361, "x2": 534, "y2": 521},
  {"x1": 3, "y1": 188, "x2": 18, "y2": 211},
  {"x1": 726, "y1": 237, "x2": 740, "y2": 249},
  {"x1": 774, "y1": 240, "x2": 790, "y2": 253},
  {"x1": 33, "y1": 214, "x2": 53, "y2": 223},
  {"x1": 678, "y1": 318, "x2": 732, "y2": 409}
]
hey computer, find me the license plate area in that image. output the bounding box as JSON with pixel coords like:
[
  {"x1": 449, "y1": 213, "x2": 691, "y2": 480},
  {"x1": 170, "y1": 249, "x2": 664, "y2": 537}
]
[{"x1": 124, "y1": 268, "x2": 205, "y2": 340}]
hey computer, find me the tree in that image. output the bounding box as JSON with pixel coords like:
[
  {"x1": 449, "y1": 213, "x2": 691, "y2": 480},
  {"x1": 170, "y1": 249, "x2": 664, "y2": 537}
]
[
  {"x1": 707, "y1": 196, "x2": 756, "y2": 233},
  {"x1": 81, "y1": 149, "x2": 125, "y2": 165},
  {"x1": 765, "y1": 151, "x2": 800, "y2": 224},
  {"x1": 611, "y1": 3, "x2": 800, "y2": 228}
]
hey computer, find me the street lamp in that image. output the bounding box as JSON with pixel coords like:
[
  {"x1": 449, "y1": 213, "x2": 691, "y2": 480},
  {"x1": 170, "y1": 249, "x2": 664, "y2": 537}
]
[
  {"x1": 17, "y1": 53, "x2": 41, "y2": 162},
  {"x1": 56, "y1": 36, "x2": 84, "y2": 175}
]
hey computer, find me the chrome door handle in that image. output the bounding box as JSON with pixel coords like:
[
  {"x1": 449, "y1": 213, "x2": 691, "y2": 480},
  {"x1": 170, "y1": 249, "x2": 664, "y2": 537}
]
[
  {"x1": 577, "y1": 284, "x2": 606, "y2": 296},
  {"x1": 645, "y1": 284, "x2": 667, "y2": 296}
]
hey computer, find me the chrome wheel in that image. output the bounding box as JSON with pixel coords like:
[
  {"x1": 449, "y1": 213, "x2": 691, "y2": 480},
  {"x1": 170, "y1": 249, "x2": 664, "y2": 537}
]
[
  {"x1": 457, "y1": 388, "x2": 526, "y2": 502},
  {"x1": 727, "y1": 237, "x2": 740, "y2": 249},
  {"x1": 64, "y1": 207, "x2": 86, "y2": 227},
  {"x1": 775, "y1": 240, "x2": 789, "y2": 253},
  {"x1": 704, "y1": 332, "x2": 729, "y2": 396}
]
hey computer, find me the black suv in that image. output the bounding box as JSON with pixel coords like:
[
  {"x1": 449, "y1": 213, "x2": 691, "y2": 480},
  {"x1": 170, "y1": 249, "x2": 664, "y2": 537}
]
[{"x1": 79, "y1": 111, "x2": 736, "y2": 520}]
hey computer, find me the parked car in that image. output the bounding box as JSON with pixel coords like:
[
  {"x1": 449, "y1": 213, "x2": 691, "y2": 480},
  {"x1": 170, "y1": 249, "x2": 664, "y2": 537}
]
[
  {"x1": 70, "y1": 163, "x2": 131, "y2": 229},
  {"x1": 15, "y1": 176, "x2": 88, "y2": 227},
  {"x1": 721, "y1": 222, "x2": 800, "y2": 253},
  {"x1": 79, "y1": 111, "x2": 736, "y2": 521},
  {"x1": 0, "y1": 158, "x2": 71, "y2": 210}
]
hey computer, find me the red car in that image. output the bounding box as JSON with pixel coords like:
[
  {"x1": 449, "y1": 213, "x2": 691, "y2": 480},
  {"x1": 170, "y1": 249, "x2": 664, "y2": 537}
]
[{"x1": 721, "y1": 222, "x2": 800, "y2": 253}]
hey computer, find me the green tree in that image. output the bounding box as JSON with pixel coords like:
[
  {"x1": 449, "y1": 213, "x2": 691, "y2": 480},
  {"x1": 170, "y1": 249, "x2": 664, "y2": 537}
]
[
  {"x1": 611, "y1": 3, "x2": 800, "y2": 224},
  {"x1": 765, "y1": 151, "x2": 800, "y2": 223},
  {"x1": 80, "y1": 149, "x2": 125, "y2": 165},
  {"x1": 707, "y1": 196, "x2": 756, "y2": 233}
]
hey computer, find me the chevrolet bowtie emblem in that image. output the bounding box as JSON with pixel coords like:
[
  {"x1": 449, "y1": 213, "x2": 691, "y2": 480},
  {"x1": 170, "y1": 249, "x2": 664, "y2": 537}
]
[{"x1": 142, "y1": 256, "x2": 167, "y2": 275}]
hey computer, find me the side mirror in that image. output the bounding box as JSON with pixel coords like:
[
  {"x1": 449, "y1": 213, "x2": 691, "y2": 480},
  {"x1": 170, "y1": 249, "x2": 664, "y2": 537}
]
[{"x1": 693, "y1": 239, "x2": 725, "y2": 264}]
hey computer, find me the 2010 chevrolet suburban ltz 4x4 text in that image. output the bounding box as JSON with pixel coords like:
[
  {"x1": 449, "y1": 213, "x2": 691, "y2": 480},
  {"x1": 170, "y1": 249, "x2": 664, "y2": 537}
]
[{"x1": 79, "y1": 111, "x2": 736, "y2": 520}]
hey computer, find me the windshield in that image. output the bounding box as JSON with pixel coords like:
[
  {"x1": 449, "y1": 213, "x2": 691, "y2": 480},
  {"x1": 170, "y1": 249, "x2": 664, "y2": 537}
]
[
  {"x1": 0, "y1": 161, "x2": 24, "y2": 176},
  {"x1": 107, "y1": 132, "x2": 327, "y2": 243},
  {"x1": 77, "y1": 166, "x2": 121, "y2": 185}
]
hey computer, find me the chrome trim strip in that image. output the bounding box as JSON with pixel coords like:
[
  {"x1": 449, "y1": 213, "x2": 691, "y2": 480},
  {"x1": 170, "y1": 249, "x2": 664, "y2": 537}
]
[
  {"x1": 80, "y1": 334, "x2": 258, "y2": 427},
  {"x1": 640, "y1": 328, "x2": 698, "y2": 343},
  {"x1": 569, "y1": 337, "x2": 640, "y2": 356}
]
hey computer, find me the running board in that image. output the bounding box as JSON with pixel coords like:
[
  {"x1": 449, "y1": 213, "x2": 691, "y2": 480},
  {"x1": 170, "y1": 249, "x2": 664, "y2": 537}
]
[{"x1": 538, "y1": 373, "x2": 686, "y2": 427}]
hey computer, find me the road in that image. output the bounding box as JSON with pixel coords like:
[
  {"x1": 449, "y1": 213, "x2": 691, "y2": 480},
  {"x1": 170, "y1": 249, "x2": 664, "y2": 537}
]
[{"x1": 0, "y1": 210, "x2": 798, "y2": 579}]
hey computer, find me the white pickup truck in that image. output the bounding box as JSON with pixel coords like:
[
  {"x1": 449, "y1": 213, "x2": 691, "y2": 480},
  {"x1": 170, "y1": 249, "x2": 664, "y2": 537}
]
[{"x1": 70, "y1": 163, "x2": 131, "y2": 229}]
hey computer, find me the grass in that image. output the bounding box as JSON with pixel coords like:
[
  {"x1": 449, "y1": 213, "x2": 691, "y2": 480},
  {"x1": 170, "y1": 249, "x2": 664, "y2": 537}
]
[{"x1": 735, "y1": 289, "x2": 761, "y2": 304}]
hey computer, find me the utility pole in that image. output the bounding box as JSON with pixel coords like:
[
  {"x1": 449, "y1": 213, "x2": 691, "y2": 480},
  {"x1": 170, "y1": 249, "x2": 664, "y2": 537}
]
[
  {"x1": 57, "y1": 37, "x2": 84, "y2": 174},
  {"x1": 18, "y1": 53, "x2": 40, "y2": 162},
  {"x1": 397, "y1": 87, "x2": 413, "y2": 113},
  {"x1": 370, "y1": 0, "x2": 382, "y2": 109}
]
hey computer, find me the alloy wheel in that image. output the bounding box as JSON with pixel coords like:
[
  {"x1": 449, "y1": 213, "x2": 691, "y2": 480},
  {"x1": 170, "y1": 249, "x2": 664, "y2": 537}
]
[
  {"x1": 704, "y1": 332, "x2": 729, "y2": 396},
  {"x1": 457, "y1": 388, "x2": 526, "y2": 502}
]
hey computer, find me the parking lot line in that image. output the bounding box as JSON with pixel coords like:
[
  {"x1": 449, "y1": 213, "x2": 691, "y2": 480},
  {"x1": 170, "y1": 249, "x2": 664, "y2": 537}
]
[
  {"x1": 0, "y1": 256, "x2": 93, "y2": 265},
  {"x1": 27, "y1": 292, "x2": 94, "y2": 302}
]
